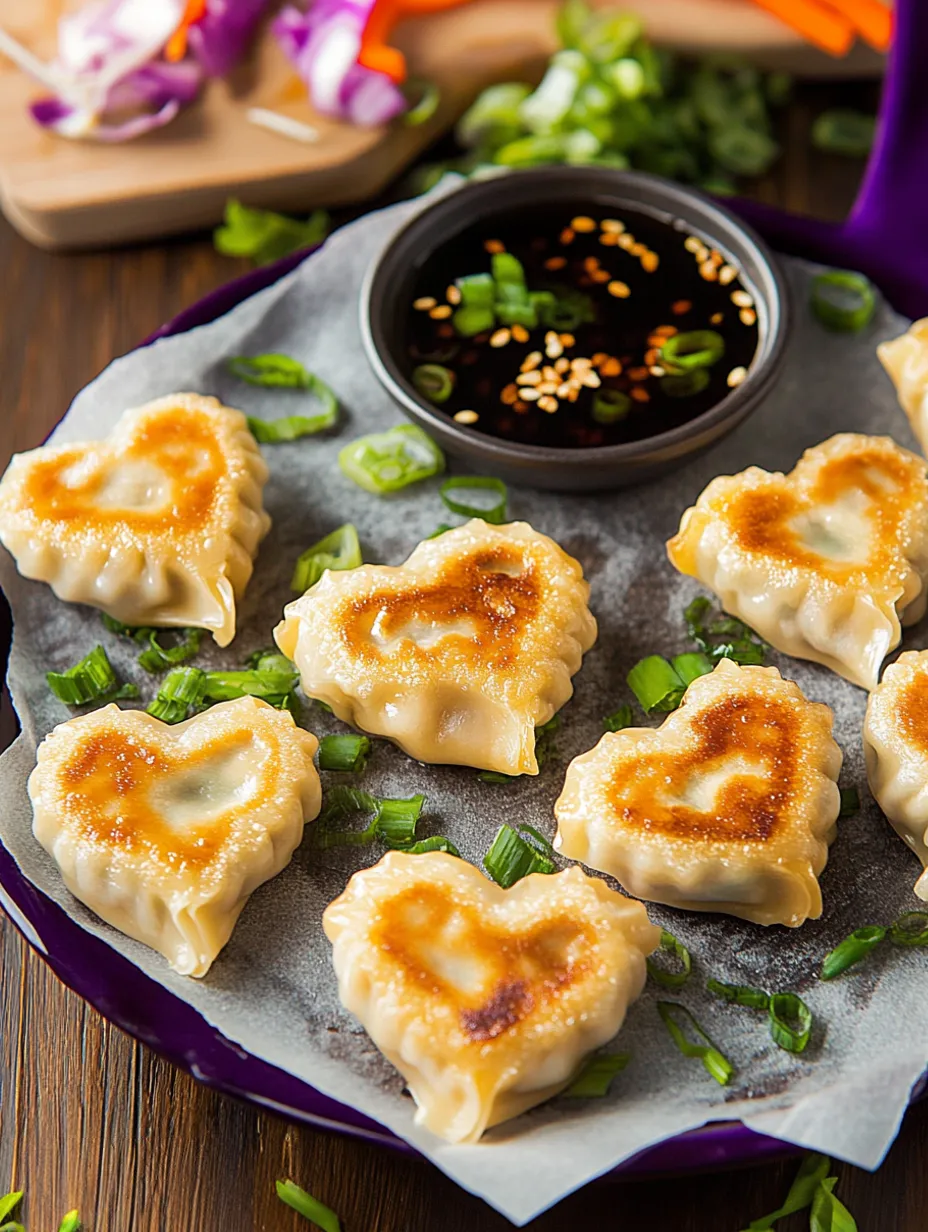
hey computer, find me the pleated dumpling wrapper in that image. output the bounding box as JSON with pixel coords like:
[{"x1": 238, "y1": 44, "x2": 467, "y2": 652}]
[
  {"x1": 28, "y1": 696, "x2": 321, "y2": 977},
  {"x1": 0, "y1": 393, "x2": 271, "y2": 647},
  {"x1": 275, "y1": 519, "x2": 597, "y2": 775},
  {"x1": 555, "y1": 659, "x2": 842, "y2": 927},
  {"x1": 323, "y1": 851, "x2": 659, "y2": 1144},
  {"x1": 879, "y1": 319, "x2": 928, "y2": 454},
  {"x1": 865, "y1": 650, "x2": 928, "y2": 900},
  {"x1": 666, "y1": 433, "x2": 928, "y2": 690}
]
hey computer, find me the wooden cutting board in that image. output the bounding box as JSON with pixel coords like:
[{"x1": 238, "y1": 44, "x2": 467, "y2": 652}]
[{"x1": 0, "y1": 0, "x2": 882, "y2": 251}]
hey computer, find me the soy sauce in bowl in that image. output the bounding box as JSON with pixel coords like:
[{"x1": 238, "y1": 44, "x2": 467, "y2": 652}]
[{"x1": 403, "y1": 204, "x2": 760, "y2": 451}]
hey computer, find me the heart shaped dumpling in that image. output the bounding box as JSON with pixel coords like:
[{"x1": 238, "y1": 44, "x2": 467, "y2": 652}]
[
  {"x1": 0, "y1": 393, "x2": 271, "y2": 647},
  {"x1": 555, "y1": 659, "x2": 842, "y2": 927},
  {"x1": 879, "y1": 319, "x2": 928, "y2": 454},
  {"x1": 667, "y1": 433, "x2": 928, "y2": 690},
  {"x1": 275, "y1": 519, "x2": 597, "y2": 775},
  {"x1": 323, "y1": 851, "x2": 659, "y2": 1144},
  {"x1": 28, "y1": 696, "x2": 321, "y2": 977},
  {"x1": 865, "y1": 650, "x2": 928, "y2": 899}
]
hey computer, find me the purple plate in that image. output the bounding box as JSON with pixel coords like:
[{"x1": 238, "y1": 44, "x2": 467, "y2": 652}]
[{"x1": 2, "y1": 0, "x2": 928, "y2": 1184}]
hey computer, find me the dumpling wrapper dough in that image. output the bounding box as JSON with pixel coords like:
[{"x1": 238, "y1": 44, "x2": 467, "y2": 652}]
[
  {"x1": 323, "y1": 851, "x2": 659, "y2": 1144},
  {"x1": 28, "y1": 696, "x2": 321, "y2": 977},
  {"x1": 0, "y1": 393, "x2": 271, "y2": 647},
  {"x1": 879, "y1": 319, "x2": 928, "y2": 454},
  {"x1": 275, "y1": 519, "x2": 597, "y2": 775},
  {"x1": 667, "y1": 433, "x2": 928, "y2": 690},
  {"x1": 865, "y1": 649, "x2": 928, "y2": 900},
  {"x1": 555, "y1": 659, "x2": 842, "y2": 927}
]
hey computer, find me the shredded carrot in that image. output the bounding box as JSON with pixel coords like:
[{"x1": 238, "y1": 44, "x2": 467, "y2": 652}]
[
  {"x1": 750, "y1": 0, "x2": 856, "y2": 55},
  {"x1": 816, "y1": 0, "x2": 892, "y2": 51},
  {"x1": 358, "y1": 0, "x2": 473, "y2": 83},
  {"x1": 165, "y1": 0, "x2": 208, "y2": 64}
]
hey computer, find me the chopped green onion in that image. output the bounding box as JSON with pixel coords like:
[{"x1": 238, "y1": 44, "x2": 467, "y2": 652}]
[
  {"x1": 339, "y1": 424, "x2": 445, "y2": 494},
  {"x1": 291, "y1": 524, "x2": 362, "y2": 592},
  {"x1": 316, "y1": 787, "x2": 425, "y2": 850},
  {"x1": 592, "y1": 389, "x2": 632, "y2": 424},
  {"x1": 229, "y1": 353, "x2": 313, "y2": 388},
  {"x1": 412, "y1": 364, "x2": 455, "y2": 404},
  {"x1": 439, "y1": 476, "x2": 508, "y2": 525},
  {"x1": 671, "y1": 651, "x2": 713, "y2": 686},
  {"x1": 478, "y1": 769, "x2": 516, "y2": 785},
  {"x1": 810, "y1": 1177, "x2": 858, "y2": 1232},
  {"x1": 137, "y1": 627, "x2": 203, "y2": 674},
  {"x1": 646, "y1": 930, "x2": 692, "y2": 990},
  {"x1": 453, "y1": 304, "x2": 497, "y2": 336},
  {"x1": 248, "y1": 411, "x2": 337, "y2": 442},
  {"x1": 245, "y1": 647, "x2": 288, "y2": 671},
  {"x1": 375, "y1": 795, "x2": 427, "y2": 848},
  {"x1": 483, "y1": 824, "x2": 555, "y2": 887},
  {"x1": 660, "y1": 330, "x2": 725, "y2": 371},
  {"x1": 564, "y1": 1052, "x2": 631, "y2": 1097},
  {"x1": 660, "y1": 369, "x2": 711, "y2": 398},
  {"x1": 147, "y1": 667, "x2": 207, "y2": 724},
  {"x1": 820, "y1": 926, "x2": 886, "y2": 980},
  {"x1": 214, "y1": 199, "x2": 329, "y2": 266},
  {"x1": 426, "y1": 523, "x2": 455, "y2": 540},
  {"x1": 656, "y1": 1001, "x2": 733, "y2": 1086},
  {"x1": 889, "y1": 911, "x2": 928, "y2": 947},
  {"x1": 102, "y1": 613, "x2": 151, "y2": 641},
  {"x1": 491, "y1": 251, "x2": 526, "y2": 286},
  {"x1": 707, "y1": 979, "x2": 770, "y2": 1010},
  {"x1": 404, "y1": 836, "x2": 462, "y2": 856},
  {"x1": 202, "y1": 666, "x2": 299, "y2": 702},
  {"x1": 684, "y1": 596, "x2": 766, "y2": 665},
  {"x1": 317, "y1": 734, "x2": 371, "y2": 774},
  {"x1": 0, "y1": 1194, "x2": 23, "y2": 1225},
  {"x1": 839, "y1": 787, "x2": 860, "y2": 818},
  {"x1": 627, "y1": 655, "x2": 685, "y2": 713},
  {"x1": 234, "y1": 365, "x2": 338, "y2": 440},
  {"x1": 456, "y1": 272, "x2": 495, "y2": 307},
  {"x1": 603, "y1": 703, "x2": 634, "y2": 732},
  {"x1": 684, "y1": 595, "x2": 712, "y2": 642},
  {"x1": 319, "y1": 786, "x2": 377, "y2": 826},
  {"x1": 57, "y1": 1213, "x2": 80, "y2": 1232},
  {"x1": 743, "y1": 1153, "x2": 832, "y2": 1230},
  {"x1": 810, "y1": 271, "x2": 876, "y2": 334},
  {"x1": 403, "y1": 78, "x2": 440, "y2": 126},
  {"x1": 47, "y1": 646, "x2": 138, "y2": 707},
  {"x1": 768, "y1": 992, "x2": 812, "y2": 1054},
  {"x1": 275, "y1": 1180, "x2": 341, "y2": 1232},
  {"x1": 533, "y1": 715, "x2": 560, "y2": 770},
  {"x1": 812, "y1": 108, "x2": 876, "y2": 157}
]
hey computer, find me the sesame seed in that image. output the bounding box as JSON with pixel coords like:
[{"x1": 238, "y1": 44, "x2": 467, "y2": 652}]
[
  {"x1": 542, "y1": 366, "x2": 559, "y2": 381},
  {"x1": 520, "y1": 387, "x2": 541, "y2": 402},
  {"x1": 513, "y1": 400, "x2": 529, "y2": 413},
  {"x1": 684, "y1": 236, "x2": 702, "y2": 253},
  {"x1": 546, "y1": 339, "x2": 564, "y2": 359},
  {"x1": 446, "y1": 284, "x2": 462, "y2": 304},
  {"x1": 728, "y1": 366, "x2": 748, "y2": 388},
  {"x1": 601, "y1": 218, "x2": 625, "y2": 233},
  {"x1": 579, "y1": 370, "x2": 602, "y2": 388},
  {"x1": 592, "y1": 352, "x2": 609, "y2": 366},
  {"x1": 521, "y1": 351, "x2": 543, "y2": 372},
  {"x1": 599, "y1": 232, "x2": 619, "y2": 247},
  {"x1": 567, "y1": 387, "x2": 581, "y2": 402},
  {"x1": 645, "y1": 347, "x2": 661, "y2": 366},
  {"x1": 544, "y1": 256, "x2": 567, "y2": 270},
  {"x1": 699, "y1": 260, "x2": 719, "y2": 282},
  {"x1": 560, "y1": 228, "x2": 575, "y2": 245},
  {"x1": 740, "y1": 308, "x2": 757, "y2": 327},
  {"x1": 538, "y1": 381, "x2": 559, "y2": 395},
  {"x1": 517, "y1": 370, "x2": 542, "y2": 386},
  {"x1": 554, "y1": 356, "x2": 571, "y2": 373},
  {"x1": 413, "y1": 296, "x2": 437, "y2": 311},
  {"x1": 591, "y1": 269, "x2": 611, "y2": 283},
  {"x1": 454, "y1": 409, "x2": 479, "y2": 424},
  {"x1": 430, "y1": 304, "x2": 452, "y2": 319},
  {"x1": 710, "y1": 249, "x2": 724, "y2": 267},
  {"x1": 484, "y1": 239, "x2": 505, "y2": 254},
  {"x1": 710, "y1": 312, "x2": 724, "y2": 325},
  {"x1": 641, "y1": 250, "x2": 659, "y2": 272},
  {"x1": 650, "y1": 366, "x2": 666, "y2": 377},
  {"x1": 557, "y1": 382, "x2": 573, "y2": 398},
  {"x1": 718, "y1": 265, "x2": 738, "y2": 286},
  {"x1": 490, "y1": 328, "x2": 511, "y2": 347},
  {"x1": 608, "y1": 280, "x2": 631, "y2": 298},
  {"x1": 671, "y1": 300, "x2": 692, "y2": 316},
  {"x1": 630, "y1": 387, "x2": 650, "y2": 403},
  {"x1": 731, "y1": 289, "x2": 754, "y2": 308},
  {"x1": 628, "y1": 367, "x2": 650, "y2": 381},
  {"x1": 630, "y1": 242, "x2": 646, "y2": 257},
  {"x1": 511, "y1": 324, "x2": 529, "y2": 343},
  {"x1": 538, "y1": 395, "x2": 559, "y2": 412},
  {"x1": 617, "y1": 233, "x2": 635, "y2": 250},
  {"x1": 583, "y1": 255, "x2": 600, "y2": 271},
  {"x1": 571, "y1": 356, "x2": 593, "y2": 370},
  {"x1": 571, "y1": 216, "x2": 596, "y2": 232},
  {"x1": 501, "y1": 384, "x2": 519, "y2": 404}
]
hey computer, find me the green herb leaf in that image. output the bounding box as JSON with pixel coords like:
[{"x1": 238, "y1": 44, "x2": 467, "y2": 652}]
[
  {"x1": 533, "y1": 714, "x2": 561, "y2": 770},
  {"x1": 229, "y1": 353, "x2": 313, "y2": 388},
  {"x1": 810, "y1": 1177, "x2": 858, "y2": 1232},
  {"x1": 839, "y1": 787, "x2": 860, "y2": 818},
  {"x1": 707, "y1": 979, "x2": 769, "y2": 1010},
  {"x1": 741, "y1": 1152, "x2": 832, "y2": 1230},
  {"x1": 292, "y1": 524, "x2": 362, "y2": 592},
  {"x1": 627, "y1": 655, "x2": 685, "y2": 713},
  {"x1": 564, "y1": 1051, "x2": 631, "y2": 1097},
  {"x1": 276, "y1": 1180, "x2": 341, "y2": 1232},
  {"x1": 202, "y1": 666, "x2": 299, "y2": 702},
  {"x1": 768, "y1": 992, "x2": 812, "y2": 1054},
  {"x1": 603, "y1": 703, "x2": 634, "y2": 732},
  {"x1": 812, "y1": 108, "x2": 876, "y2": 157},
  {"x1": 483, "y1": 824, "x2": 555, "y2": 887},
  {"x1": 375, "y1": 795, "x2": 427, "y2": 849},
  {"x1": 339, "y1": 424, "x2": 445, "y2": 494},
  {"x1": 671, "y1": 651, "x2": 713, "y2": 686},
  {"x1": 316, "y1": 787, "x2": 426, "y2": 850},
  {"x1": 215, "y1": 200, "x2": 329, "y2": 266},
  {"x1": 318, "y1": 734, "x2": 372, "y2": 774},
  {"x1": 137, "y1": 627, "x2": 203, "y2": 674},
  {"x1": 439, "y1": 476, "x2": 508, "y2": 524},
  {"x1": 820, "y1": 926, "x2": 886, "y2": 980},
  {"x1": 660, "y1": 330, "x2": 725, "y2": 371},
  {"x1": 889, "y1": 911, "x2": 928, "y2": 947},
  {"x1": 403, "y1": 836, "x2": 462, "y2": 856},
  {"x1": 404, "y1": 78, "x2": 440, "y2": 126},
  {"x1": 147, "y1": 666, "x2": 207, "y2": 724},
  {"x1": 657, "y1": 1001, "x2": 733, "y2": 1085},
  {"x1": 646, "y1": 930, "x2": 692, "y2": 990},
  {"x1": 810, "y1": 270, "x2": 876, "y2": 334},
  {"x1": 57, "y1": 1211, "x2": 81, "y2": 1232},
  {"x1": 0, "y1": 1196, "x2": 22, "y2": 1224},
  {"x1": 47, "y1": 646, "x2": 138, "y2": 707}
]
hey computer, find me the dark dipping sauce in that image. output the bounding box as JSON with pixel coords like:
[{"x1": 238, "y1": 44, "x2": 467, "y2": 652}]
[{"x1": 403, "y1": 204, "x2": 761, "y2": 450}]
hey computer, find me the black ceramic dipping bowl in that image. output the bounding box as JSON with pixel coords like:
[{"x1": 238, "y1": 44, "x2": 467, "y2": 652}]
[{"x1": 361, "y1": 167, "x2": 789, "y2": 492}]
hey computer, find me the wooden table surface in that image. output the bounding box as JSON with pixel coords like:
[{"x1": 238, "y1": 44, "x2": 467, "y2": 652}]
[{"x1": 1, "y1": 81, "x2": 921, "y2": 1232}]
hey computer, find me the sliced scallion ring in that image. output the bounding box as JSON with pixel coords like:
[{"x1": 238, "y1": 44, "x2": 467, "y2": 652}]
[
  {"x1": 706, "y1": 979, "x2": 770, "y2": 1010},
  {"x1": 403, "y1": 78, "x2": 440, "y2": 126},
  {"x1": 889, "y1": 911, "x2": 928, "y2": 946},
  {"x1": 768, "y1": 992, "x2": 813, "y2": 1053},
  {"x1": 376, "y1": 794, "x2": 427, "y2": 848},
  {"x1": 147, "y1": 666, "x2": 207, "y2": 724},
  {"x1": 820, "y1": 925, "x2": 886, "y2": 980},
  {"x1": 603, "y1": 703, "x2": 634, "y2": 732},
  {"x1": 136, "y1": 627, "x2": 203, "y2": 674},
  {"x1": 202, "y1": 666, "x2": 299, "y2": 702},
  {"x1": 592, "y1": 389, "x2": 632, "y2": 424},
  {"x1": 403, "y1": 836, "x2": 461, "y2": 856},
  {"x1": 671, "y1": 651, "x2": 713, "y2": 686},
  {"x1": 338, "y1": 424, "x2": 445, "y2": 494},
  {"x1": 47, "y1": 646, "x2": 138, "y2": 707},
  {"x1": 810, "y1": 270, "x2": 876, "y2": 333},
  {"x1": 659, "y1": 330, "x2": 725, "y2": 371},
  {"x1": 317, "y1": 734, "x2": 371, "y2": 774},
  {"x1": 439, "y1": 476, "x2": 508, "y2": 524},
  {"x1": 228, "y1": 353, "x2": 312, "y2": 388},
  {"x1": 456, "y1": 272, "x2": 495, "y2": 306},
  {"x1": 483, "y1": 824, "x2": 555, "y2": 887},
  {"x1": 660, "y1": 369, "x2": 711, "y2": 399},
  {"x1": 275, "y1": 1180, "x2": 341, "y2": 1232},
  {"x1": 564, "y1": 1052, "x2": 631, "y2": 1097},
  {"x1": 656, "y1": 1001, "x2": 733, "y2": 1086},
  {"x1": 291, "y1": 524, "x2": 362, "y2": 592},
  {"x1": 452, "y1": 304, "x2": 496, "y2": 336},
  {"x1": 315, "y1": 787, "x2": 425, "y2": 849},
  {"x1": 491, "y1": 251, "x2": 526, "y2": 287},
  {"x1": 646, "y1": 930, "x2": 692, "y2": 990},
  {"x1": 627, "y1": 655, "x2": 685, "y2": 713},
  {"x1": 412, "y1": 363, "x2": 455, "y2": 404}
]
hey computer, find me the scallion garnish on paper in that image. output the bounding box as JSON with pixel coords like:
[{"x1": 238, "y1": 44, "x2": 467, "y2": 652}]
[
  {"x1": 317, "y1": 734, "x2": 371, "y2": 774},
  {"x1": 810, "y1": 270, "x2": 876, "y2": 334},
  {"x1": 820, "y1": 925, "x2": 887, "y2": 980},
  {"x1": 227, "y1": 355, "x2": 339, "y2": 440},
  {"x1": 707, "y1": 979, "x2": 770, "y2": 1011},
  {"x1": 564, "y1": 1052, "x2": 631, "y2": 1098},
  {"x1": 339, "y1": 424, "x2": 445, "y2": 495},
  {"x1": 147, "y1": 666, "x2": 208, "y2": 724},
  {"x1": 214, "y1": 200, "x2": 330, "y2": 267},
  {"x1": 46, "y1": 646, "x2": 139, "y2": 707},
  {"x1": 292, "y1": 524, "x2": 362, "y2": 592},
  {"x1": 483, "y1": 824, "x2": 556, "y2": 888},
  {"x1": 439, "y1": 476, "x2": 508, "y2": 525},
  {"x1": 657, "y1": 1001, "x2": 733, "y2": 1086},
  {"x1": 316, "y1": 787, "x2": 426, "y2": 851},
  {"x1": 646, "y1": 930, "x2": 692, "y2": 990}
]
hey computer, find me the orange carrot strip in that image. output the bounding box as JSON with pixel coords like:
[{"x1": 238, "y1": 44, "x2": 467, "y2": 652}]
[
  {"x1": 165, "y1": 0, "x2": 208, "y2": 63},
  {"x1": 817, "y1": 0, "x2": 892, "y2": 51},
  {"x1": 358, "y1": 0, "x2": 473, "y2": 83},
  {"x1": 750, "y1": 0, "x2": 856, "y2": 55}
]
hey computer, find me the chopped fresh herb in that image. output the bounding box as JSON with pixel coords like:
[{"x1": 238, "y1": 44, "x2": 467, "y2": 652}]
[
  {"x1": 627, "y1": 655, "x2": 686, "y2": 713},
  {"x1": 646, "y1": 930, "x2": 692, "y2": 990},
  {"x1": 657, "y1": 1001, "x2": 733, "y2": 1085},
  {"x1": 374, "y1": 795, "x2": 427, "y2": 848},
  {"x1": 228, "y1": 358, "x2": 339, "y2": 441},
  {"x1": 292, "y1": 524, "x2": 362, "y2": 592},
  {"x1": 318, "y1": 734, "x2": 372, "y2": 774},
  {"x1": 812, "y1": 108, "x2": 876, "y2": 158},
  {"x1": 439, "y1": 476, "x2": 508, "y2": 524},
  {"x1": 810, "y1": 1176, "x2": 858, "y2": 1232},
  {"x1": 483, "y1": 823, "x2": 556, "y2": 887},
  {"x1": 889, "y1": 911, "x2": 928, "y2": 947},
  {"x1": 707, "y1": 979, "x2": 770, "y2": 1011},
  {"x1": 229, "y1": 353, "x2": 314, "y2": 388},
  {"x1": 202, "y1": 665, "x2": 299, "y2": 702},
  {"x1": 403, "y1": 78, "x2": 440, "y2": 126},
  {"x1": 810, "y1": 270, "x2": 876, "y2": 334},
  {"x1": 660, "y1": 369, "x2": 711, "y2": 399},
  {"x1": 102, "y1": 613, "x2": 150, "y2": 640},
  {"x1": 742, "y1": 1152, "x2": 832, "y2": 1230},
  {"x1": 426, "y1": 523, "x2": 455, "y2": 540},
  {"x1": 684, "y1": 595, "x2": 766, "y2": 665},
  {"x1": 839, "y1": 787, "x2": 860, "y2": 818},
  {"x1": 0, "y1": 1193, "x2": 23, "y2": 1225},
  {"x1": 147, "y1": 666, "x2": 207, "y2": 724},
  {"x1": 820, "y1": 926, "x2": 886, "y2": 980},
  {"x1": 404, "y1": 836, "x2": 461, "y2": 856},
  {"x1": 603, "y1": 703, "x2": 634, "y2": 732},
  {"x1": 214, "y1": 200, "x2": 329, "y2": 266},
  {"x1": 57, "y1": 1212, "x2": 81, "y2": 1232},
  {"x1": 137, "y1": 627, "x2": 203, "y2": 674},
  {"x1": 275, "y1": 1179, "x2": 341, "y2": 1232},
  {"x1": 245, "y1": 647, "x2": 284, "y2": 670},
  {"x1": 659, "y1": 330, "x2": 725, "y2": 371},
  {"x1": 592, "y1": 390, "x2": 632, "y2": 424},
  {"x1": 412, "y1": 363, "x2": 455, "y2": 404},
  {"x1": 47, "y1": 646, "x2": 139, "y2": 707},
  {"x1": 339, "y1": 424, "x2": 445, "y2": 494},
  {"x1": 768, "y1": 992, "x2": 813, "y2": 1054},
  {"x1": 671, "y1": 651, "x2": 713, "y2": 686},
  {"x1": 564, "y1": 1051, "x2": 631, "y2": 1097},
  {"x1": 316, "y1": 787, "x2": 426, "y2": 850}
]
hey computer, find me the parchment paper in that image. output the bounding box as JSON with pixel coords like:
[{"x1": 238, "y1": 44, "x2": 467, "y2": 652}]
[{"x1": 2, "y1": 186, "x2": 928, "y2": 1226}]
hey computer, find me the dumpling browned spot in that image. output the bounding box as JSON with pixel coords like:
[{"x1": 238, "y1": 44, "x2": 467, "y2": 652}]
[
  {"x1": 323, "y1": 851, "x2": 659, "y2": 1144},
  {"x1": 275, "y1": 519, "x2": 598, "y2": 776},
  {"x1": 666, "y1": 433, "x2": 928, "y2": 690},
  {"x1": 879, "y1": 318, "x2": 928, "y2": 455},
  {"x1": 554, "y1": 659, "x2": 842, "y2": 928}
]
